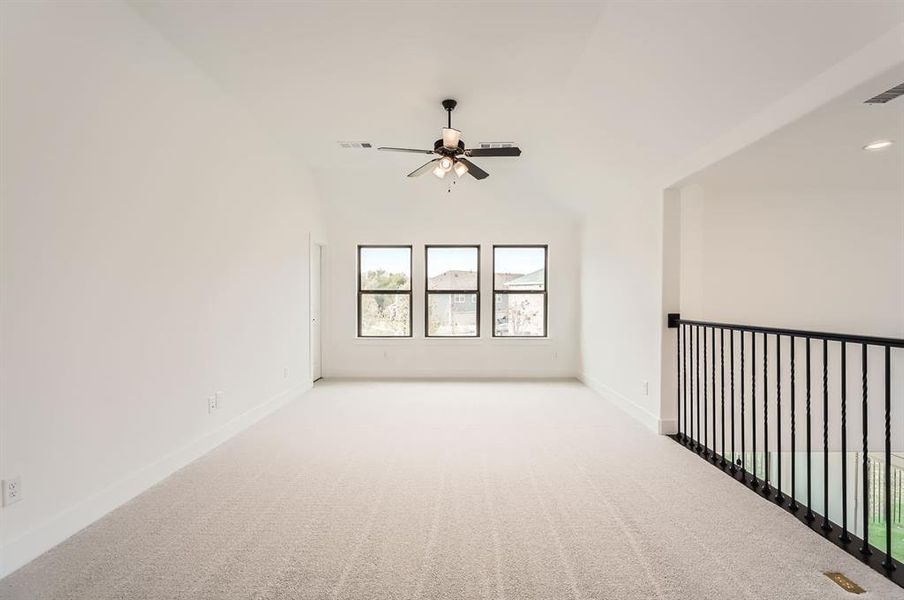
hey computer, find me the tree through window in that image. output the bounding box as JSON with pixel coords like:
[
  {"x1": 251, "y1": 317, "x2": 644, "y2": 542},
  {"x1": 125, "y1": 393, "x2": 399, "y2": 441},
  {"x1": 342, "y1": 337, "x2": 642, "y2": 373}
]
[{"x1": 358, "y1": 246, "x2": 412, "y2": 337}]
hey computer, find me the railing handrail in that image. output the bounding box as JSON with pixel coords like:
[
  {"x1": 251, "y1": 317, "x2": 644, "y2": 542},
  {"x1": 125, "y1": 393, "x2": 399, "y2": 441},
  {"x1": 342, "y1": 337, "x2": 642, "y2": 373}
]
[
  {"x1": 677, "y1": 319, "x2": 904, "y2": 348},
  {"x1": 673, "y1": 317, "x2": 902, "y2": 586}
]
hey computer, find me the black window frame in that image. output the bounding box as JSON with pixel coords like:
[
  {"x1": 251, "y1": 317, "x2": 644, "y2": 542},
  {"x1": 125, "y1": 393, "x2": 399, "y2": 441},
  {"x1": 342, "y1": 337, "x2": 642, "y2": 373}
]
[
  {"x1": 492, "y1": 244, "x2": 548, "y2": 338},
  {"x1": 425, "y1": 244, "x2": 481, "y2": 338},
  {"x1": 357, "y1": 245, "x2": 413, "y2": 338}
]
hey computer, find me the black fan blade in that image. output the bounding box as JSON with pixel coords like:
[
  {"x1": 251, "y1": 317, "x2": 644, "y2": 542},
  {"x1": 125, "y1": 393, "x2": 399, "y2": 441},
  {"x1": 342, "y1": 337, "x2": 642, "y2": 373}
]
[
  {"x1": 378, "y1": 147, "x2": 434, "y2": 154},
  {"x1": 465, "y1": 147, "x2": 522, "y2": 157},
  {"x1": 407, "y1": 159, "x2": 439, "y2": 177},
  {"x1": 458, "y1": 158, "x2": 489, "y2": 180}
]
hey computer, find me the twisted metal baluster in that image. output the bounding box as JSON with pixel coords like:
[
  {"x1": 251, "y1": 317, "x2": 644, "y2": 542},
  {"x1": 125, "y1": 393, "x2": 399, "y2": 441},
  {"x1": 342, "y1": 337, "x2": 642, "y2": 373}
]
[
  {"x1": 720, "y1": 329, "x2": 726, "y2": 468},
  {"x1": 805, "y1": 338, "x2": 814, "y2": 522},
  {"x1": 730, "y1": 330, "x2": 737, "y2": 475},
  {"x1": 703, "y1": 326, "x2": 709, "y2": 457},
  {"x1": 711, "y1": 327, "x2": 717, "y2": 462},
  {"x1": 763, "y1": 333, "x2": 771, "y2": 497},
  {"x1": 696, "y1": 326, "x2": 701, "y2": 453},
  {"x1": 751, "y1": 332, "x2": 759, "y2": 489},
  {"x1": 881, "y1": 346, "x2": 894, "y2": 571},
  {"x1": 860, "y1": 344, "x2": 870, "y2": 555},
  {"x1": 775, "y1": 335, "x2": 784, "y2": 503},
  {"x1": 740, "y1": 331, "x2": 746, "y2": 476},
  {"x1": 689, "y1": 326, "x2": 694, "y2": 447},
  {"x1": 790, "y1": 336, "x2": 798, "y2": 512},
  {"x1": 821, "y1": 339, "x2": 831, "y2": 531},
  {"x1": 677, "y1": 324, "x2": 683, "y2": 443},
  {"x1": 682, "y1": 325, "x2": 687, "y2": 444},
  {"x1": 840, "y1": 342, "x2": 849, "y2": 543}
]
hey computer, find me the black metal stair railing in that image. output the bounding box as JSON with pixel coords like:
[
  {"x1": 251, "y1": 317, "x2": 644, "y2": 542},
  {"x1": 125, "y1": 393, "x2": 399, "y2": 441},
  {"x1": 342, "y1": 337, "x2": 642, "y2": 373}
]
[{"x1": 670, "y1": 317, "x2": 903, "y2": 587}]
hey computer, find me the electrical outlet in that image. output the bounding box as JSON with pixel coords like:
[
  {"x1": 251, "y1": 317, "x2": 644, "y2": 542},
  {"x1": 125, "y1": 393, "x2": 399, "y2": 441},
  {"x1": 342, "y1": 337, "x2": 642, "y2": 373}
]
[
  {"x1": 208, "y1": 395, "x2": 217, "y2": 413},
  {"x1": 2, "y1": 476, "x2": 22, "y2": 506},
  {"x1": 642, "y1": 380, "x2": 649, "y2": 396}
]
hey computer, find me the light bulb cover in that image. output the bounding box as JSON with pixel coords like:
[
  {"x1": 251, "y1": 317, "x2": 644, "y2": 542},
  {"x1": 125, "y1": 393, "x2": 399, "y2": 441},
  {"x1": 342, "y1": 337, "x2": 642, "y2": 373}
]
[
  {"x1": 442, "y1": 128, "x2": 461, "y2": 149},
  {"x1": 453, "y1": 161, "x2": 468, "y2": 177},
  {"x1": 432, "y1": 164, "x2": 447, "y2": 178},
  {"x1": 439, "y1": 157, "x2": 453, "y2": 171}
]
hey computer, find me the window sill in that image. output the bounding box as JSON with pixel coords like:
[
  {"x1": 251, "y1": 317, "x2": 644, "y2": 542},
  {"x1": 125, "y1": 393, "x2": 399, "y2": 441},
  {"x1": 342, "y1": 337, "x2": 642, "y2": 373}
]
[
  {"x1": 490, "y1": 336, "x2": 552, "y2": 345},
  {"x1": 352, "y1": 336, "x2": 551, "y2": 345},
  {"x1": 354, "y1": 337, "x2": 482, "y2": 342}
]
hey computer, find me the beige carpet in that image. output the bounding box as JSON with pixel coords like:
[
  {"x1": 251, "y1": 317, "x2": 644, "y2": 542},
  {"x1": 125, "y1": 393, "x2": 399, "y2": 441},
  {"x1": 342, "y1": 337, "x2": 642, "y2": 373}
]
[{"x1": 1, "y1": 380, "x2": 901, "y2": 599}]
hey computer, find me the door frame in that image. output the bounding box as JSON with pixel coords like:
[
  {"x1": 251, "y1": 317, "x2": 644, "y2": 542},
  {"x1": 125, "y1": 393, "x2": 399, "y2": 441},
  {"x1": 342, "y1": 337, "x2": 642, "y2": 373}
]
[{"x1": 309, "y1": 236, "x2": 325, "y2": 383}]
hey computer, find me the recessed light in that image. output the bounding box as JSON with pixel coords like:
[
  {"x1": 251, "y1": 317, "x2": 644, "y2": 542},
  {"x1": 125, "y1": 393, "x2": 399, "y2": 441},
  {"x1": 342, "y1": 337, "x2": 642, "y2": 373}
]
[{"x1": 863, "y1": 139, "x2": 894, "y2": 151}]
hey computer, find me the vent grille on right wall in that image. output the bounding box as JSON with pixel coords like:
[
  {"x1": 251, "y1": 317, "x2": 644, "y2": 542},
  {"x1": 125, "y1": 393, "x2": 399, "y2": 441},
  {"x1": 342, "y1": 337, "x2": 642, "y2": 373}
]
[
  {"x1": 478, "y1": 142, "x2": 517, "y2": 149},
  {"x1": 864, "y1": 82, "x2": 904, "y2": 104}
]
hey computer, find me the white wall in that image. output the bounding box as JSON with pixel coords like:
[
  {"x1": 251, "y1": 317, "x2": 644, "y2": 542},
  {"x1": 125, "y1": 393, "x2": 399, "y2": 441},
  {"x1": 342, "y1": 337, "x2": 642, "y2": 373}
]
[
  {"x1": 577, "y1": 58, "x2": 904, "y2": 436},
  {"x1": 676, "y1": 178, "x2": 904, "y2": 445},
  {"x1": 679, "y1": 183, "x2": 903, "y2": 337},
  {"x1": 578, "y1": 183, "x2": 669, "y2": 433},
  {"x1": 668, "y1": 66, "x2": 904, "y2": 531},
  {"x1": 0, "y1": 1, "x2": 323, "y2": 576},
  {"x1": 674, "y1": 62, "x2": 904, "y2": 337},
  {"x1": 675, "y1": 180, "x2": 903, "y2": 533},
  {"x1": 318, "y1": 170, "x2": 580, "y2": 378}
]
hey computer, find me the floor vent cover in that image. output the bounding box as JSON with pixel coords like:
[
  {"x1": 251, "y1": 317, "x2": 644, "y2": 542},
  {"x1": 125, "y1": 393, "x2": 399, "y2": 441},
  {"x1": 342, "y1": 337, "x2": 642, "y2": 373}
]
[
  {"x1": 864, "y1": 82, "x2": 904, "y2": 104},
  {"x1": 824, "y1": 572, "x2": 865, "y2": 594}
]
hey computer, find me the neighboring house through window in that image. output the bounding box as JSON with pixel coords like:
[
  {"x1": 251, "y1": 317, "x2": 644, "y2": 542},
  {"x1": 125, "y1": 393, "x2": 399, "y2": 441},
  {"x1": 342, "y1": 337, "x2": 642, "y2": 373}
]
[
  {"x1": 426, "y1": 245, "x2": 479, "y2": 337},
  {"x1": 493, "y1": 245, "x2": 547, "y2": 337}
]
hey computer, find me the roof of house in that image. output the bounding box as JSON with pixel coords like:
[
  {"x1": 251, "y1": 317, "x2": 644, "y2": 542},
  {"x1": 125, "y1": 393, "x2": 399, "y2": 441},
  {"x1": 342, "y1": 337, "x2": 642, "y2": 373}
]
[
  {"x1": 428, "y1": 270, "x2": 478, "y2": 290},
  {"x1": 503, "y1": 269, "x2": 544, "y2": 288},
  {"x1": 493, "y1": 272, "x2": 521, "y2": 288}
]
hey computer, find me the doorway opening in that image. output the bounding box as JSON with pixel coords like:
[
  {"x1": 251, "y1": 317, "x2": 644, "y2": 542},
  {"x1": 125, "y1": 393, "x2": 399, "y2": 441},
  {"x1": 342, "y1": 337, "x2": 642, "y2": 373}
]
[{"x1": 311, "y1": 242, "x2": 323, "y2": 382}]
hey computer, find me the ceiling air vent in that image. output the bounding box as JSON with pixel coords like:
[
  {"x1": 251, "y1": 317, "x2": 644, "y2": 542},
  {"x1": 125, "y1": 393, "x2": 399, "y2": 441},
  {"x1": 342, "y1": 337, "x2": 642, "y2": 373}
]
[
  {"x1": 336, "y1": 141, "x2": 372, "y2": 149},
  {"x1": 478, "y1": 142, "x2": 517, "y2": 149},
  {"x1": 864, "y1": 82, "x2": 904, "y2": 104}
]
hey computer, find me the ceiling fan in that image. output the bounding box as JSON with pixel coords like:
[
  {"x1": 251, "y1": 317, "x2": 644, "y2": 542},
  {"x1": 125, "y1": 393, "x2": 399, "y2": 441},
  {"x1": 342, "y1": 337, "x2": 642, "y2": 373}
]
[{"x1": 378, "y1": 99, "x2": 521, "y2": 180}]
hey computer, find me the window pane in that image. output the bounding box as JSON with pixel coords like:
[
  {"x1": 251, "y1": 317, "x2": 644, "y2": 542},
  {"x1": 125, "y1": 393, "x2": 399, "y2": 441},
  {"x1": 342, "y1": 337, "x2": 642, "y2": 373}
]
[
  {"x1": 427, "y1": 293, "x2": 478, "y2": 336},
  {"x1": 495, "y1": 294, "x2": 545, "y2": 336},
  {"x1": 494, "y1": 247, "x2": 545, "y2": 291},
  {"x1": 360, "y1": 247, "x2": 411, "y2": 290},
  {"x1": 360, "y1": 294, "x2": 410, "y2": 336},
  {"x1": 427, "y1": 247, "x2": 478, "y2": 290}
]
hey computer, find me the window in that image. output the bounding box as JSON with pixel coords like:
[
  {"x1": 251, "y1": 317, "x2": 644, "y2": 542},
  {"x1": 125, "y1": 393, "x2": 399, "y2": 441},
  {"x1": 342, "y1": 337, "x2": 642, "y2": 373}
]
[
  {"x1": 358, "y1": 246, "x2": 412, "y2": 337},
  {"x1": 425, "y1": 245, "x2": 479, "y2": 337},
  {"x1": 493, "y1": 245, "x2": 547, "y2": 337}
]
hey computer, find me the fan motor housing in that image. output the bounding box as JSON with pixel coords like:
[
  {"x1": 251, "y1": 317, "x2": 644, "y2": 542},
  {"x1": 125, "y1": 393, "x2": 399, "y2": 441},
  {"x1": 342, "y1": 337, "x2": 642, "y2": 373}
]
[{"x1": 434, "y1": 139, "x2": 465, "y2": 156}]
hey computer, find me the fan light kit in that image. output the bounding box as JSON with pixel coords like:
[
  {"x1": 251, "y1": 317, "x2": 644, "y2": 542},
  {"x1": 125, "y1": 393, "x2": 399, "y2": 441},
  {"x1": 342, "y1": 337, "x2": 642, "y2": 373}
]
[{"x1": 378, "y1": 99, "x2": 522, "y2": 182}]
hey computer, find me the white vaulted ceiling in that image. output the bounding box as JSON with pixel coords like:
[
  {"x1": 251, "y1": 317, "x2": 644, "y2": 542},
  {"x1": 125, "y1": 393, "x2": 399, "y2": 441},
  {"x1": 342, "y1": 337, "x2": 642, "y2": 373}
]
[
  {"x1": 688, "y1": 65, "x2": 904, "y2": 192},
  {"x1": 129, "y1": 1, "x2": 904, "y2": 210}
]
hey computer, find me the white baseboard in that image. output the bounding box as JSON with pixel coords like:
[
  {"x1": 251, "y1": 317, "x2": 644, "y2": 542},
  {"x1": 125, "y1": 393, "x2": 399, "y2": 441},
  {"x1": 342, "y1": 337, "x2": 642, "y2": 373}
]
[
  {"x1": 323, "y1": 369, "x2": 578, "y2": 379},
  {"x1": 324, "y1": 374, "x2": 579, "y2": 381},
  {"x1": 0, "y1": 383, "x2": 311, "y2": 579},
  {"x1": 578, "y1": 372, "x2": 667, "y2": 434},
  {"x1": 658, "y1": 418, "x2": 678, "y2": 436}
]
